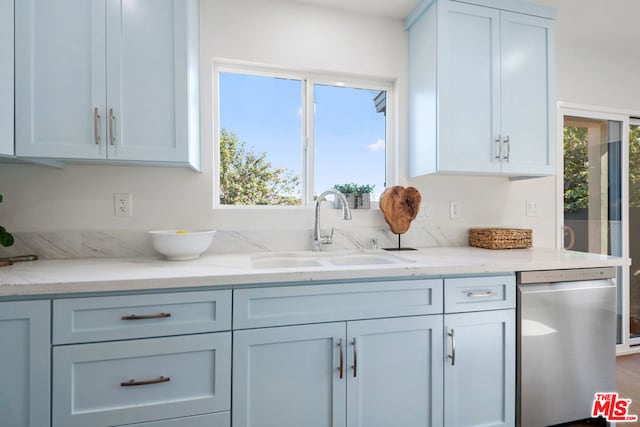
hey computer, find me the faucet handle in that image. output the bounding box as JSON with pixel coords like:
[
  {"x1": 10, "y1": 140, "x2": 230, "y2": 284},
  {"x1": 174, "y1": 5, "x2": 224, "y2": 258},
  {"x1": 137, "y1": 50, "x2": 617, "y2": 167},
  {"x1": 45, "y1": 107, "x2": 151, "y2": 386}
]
[
  {"x1": 371, "y1": 238, "x2": 379, "y2": 250},
  {"x1": 320, "y1": 227, "x2": 335, "y2": 244},
  {"x1": 327, "y1": 227, "x2": 335, "y2": 244}
]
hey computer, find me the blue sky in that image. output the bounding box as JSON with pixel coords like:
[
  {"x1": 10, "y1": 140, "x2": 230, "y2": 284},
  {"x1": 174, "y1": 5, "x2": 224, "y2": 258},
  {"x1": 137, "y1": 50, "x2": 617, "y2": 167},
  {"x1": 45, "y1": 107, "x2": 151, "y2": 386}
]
[{"x1": 219, "y1": 72, "x2": 386, "y2": 202}]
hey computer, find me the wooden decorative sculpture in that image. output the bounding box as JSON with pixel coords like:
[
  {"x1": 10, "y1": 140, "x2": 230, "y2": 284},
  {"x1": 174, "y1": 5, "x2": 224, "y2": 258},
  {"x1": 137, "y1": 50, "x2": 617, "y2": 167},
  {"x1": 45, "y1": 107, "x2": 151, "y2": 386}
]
[{"x1": 379, "y1": 186, "x2": 421, "y2": 250}]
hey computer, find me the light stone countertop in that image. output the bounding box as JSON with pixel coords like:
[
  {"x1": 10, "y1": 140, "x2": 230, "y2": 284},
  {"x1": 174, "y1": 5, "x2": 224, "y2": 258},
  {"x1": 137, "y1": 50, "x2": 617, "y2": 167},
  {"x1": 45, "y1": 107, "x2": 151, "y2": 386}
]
[{"x1": 0, "y1": 247, "x2": 629, "y2": 298}]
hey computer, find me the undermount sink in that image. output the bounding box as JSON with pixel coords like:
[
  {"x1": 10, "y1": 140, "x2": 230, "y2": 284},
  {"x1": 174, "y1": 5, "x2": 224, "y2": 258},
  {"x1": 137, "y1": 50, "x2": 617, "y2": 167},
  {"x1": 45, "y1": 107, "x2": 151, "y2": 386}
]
[
  {"x1": 325, "y1": 254, "x2": 399, "y2": 266},
  {"x1": 250, "y1": 257, "x2": 324, "y2": 269},
  {"x1": 250, "y1": 251, "x2": 413, "y2": 269}
]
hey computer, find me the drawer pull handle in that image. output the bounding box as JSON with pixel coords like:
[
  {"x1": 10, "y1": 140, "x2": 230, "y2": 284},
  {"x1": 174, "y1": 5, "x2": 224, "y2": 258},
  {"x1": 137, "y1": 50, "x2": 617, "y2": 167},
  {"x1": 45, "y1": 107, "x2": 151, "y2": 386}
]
[
  {"x1": 109, "y1": 108, "x2": 116, "y2": 145},
  {"x1": 352, "y1": 337, "x2": 357, "y2": 378},
  {"x1": 93, "y1": 107, "x2": 101, "y2": 145},
  {"x1": 338, "y1": 338, "x2": 344, "y2": 379},
  {"x1": 465, "y1": 291, "x2": 496, "y2": 298},
  {"x1": 503, "y1": 135, "x2": 510, "y2": 162},
  {"x1": 121, "y1": 312, "x2": 172, "y2": 320},
  {"x1": 448, "y1": 329, "x2": 456, "y2": 366},
  {"x1": 120, "y1": 376, "x2": 170, "y2": 387}
]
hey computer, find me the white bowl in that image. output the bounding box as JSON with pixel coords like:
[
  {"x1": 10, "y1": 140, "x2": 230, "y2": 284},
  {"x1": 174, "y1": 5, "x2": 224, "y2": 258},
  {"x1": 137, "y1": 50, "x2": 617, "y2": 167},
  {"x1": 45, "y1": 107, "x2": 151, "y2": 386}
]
[{"x1": 149, "y1": 230, "x2": 215, "y2": 261}]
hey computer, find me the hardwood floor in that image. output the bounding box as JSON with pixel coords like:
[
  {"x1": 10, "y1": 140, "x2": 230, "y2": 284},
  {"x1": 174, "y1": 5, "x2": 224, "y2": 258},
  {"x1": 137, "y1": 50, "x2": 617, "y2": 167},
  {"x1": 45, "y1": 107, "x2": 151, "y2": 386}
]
[
  {"x1": 552, "y1": 353, "x2": 640, "y2": 427},
  {"x1": 617, "y1": 353, "x2": 640, "y2": 404}
]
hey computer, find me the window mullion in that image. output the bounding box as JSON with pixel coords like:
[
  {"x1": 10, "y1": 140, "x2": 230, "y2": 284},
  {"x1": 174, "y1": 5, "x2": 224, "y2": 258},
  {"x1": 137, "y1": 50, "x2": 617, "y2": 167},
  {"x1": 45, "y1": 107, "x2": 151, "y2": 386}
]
[{"x1": 304, "y1": 79, "x2": 315, "y2": 205}]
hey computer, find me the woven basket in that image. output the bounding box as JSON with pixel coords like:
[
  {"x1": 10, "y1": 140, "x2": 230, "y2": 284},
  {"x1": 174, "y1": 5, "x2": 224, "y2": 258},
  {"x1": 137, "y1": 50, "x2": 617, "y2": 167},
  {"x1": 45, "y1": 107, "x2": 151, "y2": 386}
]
[{"x1": 469, "y1": 228, "x2": 532, "y2": 249}]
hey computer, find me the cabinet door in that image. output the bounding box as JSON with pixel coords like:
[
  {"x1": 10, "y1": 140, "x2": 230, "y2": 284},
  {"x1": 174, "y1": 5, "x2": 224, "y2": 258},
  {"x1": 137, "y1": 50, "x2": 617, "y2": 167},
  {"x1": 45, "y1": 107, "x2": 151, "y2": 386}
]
[
  {"x1": 106, "y1": 0, "x2": 197, "y2": 164},
  {"x1": 444, "y1": 310, "x2": 515, "y2": 427},
  {"x1": 0, "y1": 300, "x2": 51, "y2": 427},
  {"x1": 346, "y1": 316, "x2": 443, "y2": 427},
  {"x1": 500, "y1": 12, "x2": 555, "y2": 175},
  {"x1": 233, "y1": 323, "x2": 347, "y2": 427},
  {"x1": 15, "y1": 0, "x2": 107, "y2": 159},
  {"x1": 0, "y1": 0, "x2": 13, "y2": 156},
  {"x1": 438, "y1": 1, "x2": 501, "y2": 174}
]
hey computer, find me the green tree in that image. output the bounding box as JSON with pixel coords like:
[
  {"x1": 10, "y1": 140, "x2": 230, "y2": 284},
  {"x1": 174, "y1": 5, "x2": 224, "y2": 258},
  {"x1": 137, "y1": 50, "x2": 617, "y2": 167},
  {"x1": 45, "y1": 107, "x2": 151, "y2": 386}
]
[
  {"x1": 564, "y1": 126, "x2": 589, "y2": 213},
  {"x1": 630, "y1": 125, "x2": 640, "y2": 208},
  {"x1": 219, "y1": 129, "x2": 301, "y2": 205}
]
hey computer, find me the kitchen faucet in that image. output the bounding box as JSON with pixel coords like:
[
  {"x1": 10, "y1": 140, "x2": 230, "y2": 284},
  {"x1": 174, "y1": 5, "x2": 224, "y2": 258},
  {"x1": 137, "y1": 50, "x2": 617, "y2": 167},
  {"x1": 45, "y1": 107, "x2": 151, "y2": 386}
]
[{"x1": 312, "y1": 189, "x2": 352, "y2": 251}]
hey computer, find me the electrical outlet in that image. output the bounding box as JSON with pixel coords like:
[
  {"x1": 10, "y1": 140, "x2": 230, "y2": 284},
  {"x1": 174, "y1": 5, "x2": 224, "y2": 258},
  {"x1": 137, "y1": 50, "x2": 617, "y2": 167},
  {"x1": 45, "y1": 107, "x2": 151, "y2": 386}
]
[
  {"x1": 418, "y1": 203, "x2": 431, "y2": 218},
  {"x1": 449, "y1": 201, "x2": 461, "y2": 219},
  {"x1": 526, "y1": 200, "x2": 538, "y2": 217},
  {"x1": 114, "y1": 193, "x2": 132, "y2": 217}
]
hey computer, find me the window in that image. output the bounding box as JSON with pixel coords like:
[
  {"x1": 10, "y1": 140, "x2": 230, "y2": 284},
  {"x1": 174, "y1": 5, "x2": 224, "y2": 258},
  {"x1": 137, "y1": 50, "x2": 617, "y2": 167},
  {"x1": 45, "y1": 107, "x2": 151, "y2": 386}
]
[{"x1": 215, "y1": 65, "x2": 391, "y2": 206}]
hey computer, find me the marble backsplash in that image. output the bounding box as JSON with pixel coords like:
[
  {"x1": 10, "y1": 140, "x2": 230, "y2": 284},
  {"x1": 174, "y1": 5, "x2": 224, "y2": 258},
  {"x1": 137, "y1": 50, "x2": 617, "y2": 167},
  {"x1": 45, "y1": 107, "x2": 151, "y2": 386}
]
[{"x1": 0, "y1": 226, "x2": 470, "y2": 259}]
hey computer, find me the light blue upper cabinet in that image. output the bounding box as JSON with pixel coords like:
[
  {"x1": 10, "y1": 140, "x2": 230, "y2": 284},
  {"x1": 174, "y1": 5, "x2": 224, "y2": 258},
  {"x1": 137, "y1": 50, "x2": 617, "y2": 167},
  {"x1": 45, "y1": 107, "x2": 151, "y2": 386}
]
[
  {"x1": 0, "y1": 0, "x2": 14, "y2": 156},
  {"x1": 499, "y1": 11, "x2": 555, "y2": 176},
  {"x1": 407, "y1": 0, "x2": 556, "y2": 177},
  {"x1": 15, "y1": 0, "x2": 200, "y2": 169}
]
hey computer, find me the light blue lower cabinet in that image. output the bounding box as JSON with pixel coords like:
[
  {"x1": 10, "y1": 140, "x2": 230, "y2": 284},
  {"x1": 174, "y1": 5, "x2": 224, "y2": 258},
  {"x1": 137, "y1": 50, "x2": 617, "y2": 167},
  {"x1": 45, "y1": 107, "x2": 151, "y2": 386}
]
[
  {"x1": 443, "y1": 309, "x2": 516, "y2": 427},
  {"x1": 346, "y1": 316, "x2": 444, "y2": 427},
  {"x1": 116, "y1": 411, "x2": 230, "y2": 426},
  {"x1": 233, "y1": 322, "x2": 347, "y2": 427},
  {"x1": 52, "y1": 332, "x2": 231, "y2": 427},
  {"x1": 232, "y1": 316, "x2": 443, "y2": 427},
  {"x1": 0, "y1": 300, "x2": 50, "y2": 427}
]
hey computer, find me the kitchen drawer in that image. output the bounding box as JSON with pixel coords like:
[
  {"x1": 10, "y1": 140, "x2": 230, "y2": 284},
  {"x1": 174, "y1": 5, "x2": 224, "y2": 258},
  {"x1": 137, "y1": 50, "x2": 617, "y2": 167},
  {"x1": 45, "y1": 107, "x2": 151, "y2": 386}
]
[
  {"x1": 444, "y1": 275, "x2": 515, "y2": 313},
  {"x1": 52, "y1": 332, "x2": 231, "y2": 427},
  {"x1": 118, "y1": 411, "x2": 230, "y2": 427},
  {"x1": 53, "y1": 290, "x2": 231, "y2": 344},
  {"x1": 233, "y1": 279, "x2": 443, "y2": 329}
]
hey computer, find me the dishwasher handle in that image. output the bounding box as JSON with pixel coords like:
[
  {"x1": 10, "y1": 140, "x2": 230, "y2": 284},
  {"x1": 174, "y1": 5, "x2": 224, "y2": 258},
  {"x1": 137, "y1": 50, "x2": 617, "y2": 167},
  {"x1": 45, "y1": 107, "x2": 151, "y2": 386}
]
[
  {"x1": 517, "y1": 267, "x2": 616, "y2": 284},
  {"x1": 518, "y1": 278, "x2": 615, "y2": 294}
]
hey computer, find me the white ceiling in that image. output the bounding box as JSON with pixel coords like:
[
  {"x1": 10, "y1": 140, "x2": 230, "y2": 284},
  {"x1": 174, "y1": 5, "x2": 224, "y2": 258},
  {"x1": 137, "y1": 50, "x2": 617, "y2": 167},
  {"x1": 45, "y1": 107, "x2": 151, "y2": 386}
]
[
  {"x1": 531, "y1": 0, "x2": 640, "y2": 57},
  {"x1": 289, "y1": 0, "x2": 420, "y2": 19},
  {"x1": 289, "y1": 0, "x2": 640, "y2": 57}
]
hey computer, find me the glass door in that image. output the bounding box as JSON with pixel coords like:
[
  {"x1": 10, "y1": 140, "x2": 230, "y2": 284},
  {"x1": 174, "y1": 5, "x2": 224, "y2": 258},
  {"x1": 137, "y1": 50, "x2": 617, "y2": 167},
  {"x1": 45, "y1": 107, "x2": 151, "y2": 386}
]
[
  {"x1": 562, "y1": 112, "x2": 625, "y2": 345},
  {"x1": 629, "y1": 118, "x2": 640, "y2": 345}
]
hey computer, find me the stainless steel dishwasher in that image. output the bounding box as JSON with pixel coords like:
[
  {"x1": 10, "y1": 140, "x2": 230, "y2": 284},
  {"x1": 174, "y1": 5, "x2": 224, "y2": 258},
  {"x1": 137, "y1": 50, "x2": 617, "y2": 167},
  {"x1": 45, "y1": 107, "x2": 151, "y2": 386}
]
[{"x1": 517, "y1": 267, "x2": 617, "y2": 427}]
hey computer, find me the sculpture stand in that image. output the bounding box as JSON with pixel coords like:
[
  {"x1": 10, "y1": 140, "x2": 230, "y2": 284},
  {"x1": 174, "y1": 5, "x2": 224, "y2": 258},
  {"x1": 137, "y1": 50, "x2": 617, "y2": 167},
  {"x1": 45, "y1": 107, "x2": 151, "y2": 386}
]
[{"x1": 383, "y1": 234, "x2": 417, "y2": 251}]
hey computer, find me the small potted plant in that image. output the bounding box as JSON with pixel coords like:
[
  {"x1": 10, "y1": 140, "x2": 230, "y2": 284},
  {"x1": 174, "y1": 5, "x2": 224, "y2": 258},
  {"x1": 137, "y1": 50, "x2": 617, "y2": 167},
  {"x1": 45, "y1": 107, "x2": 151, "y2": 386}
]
[
  {"x1": 355, "y1": 184, "x2": 375, "y2": 209},
  {"x1": 0, "y1": 194, "x2": 14, "y2": 247},
  {"x1": 332, "y1": 183, "x2": 357, "y2": 209},
  {"x1": 332, "y1": 183, "x2": 375, "y2": 209}
]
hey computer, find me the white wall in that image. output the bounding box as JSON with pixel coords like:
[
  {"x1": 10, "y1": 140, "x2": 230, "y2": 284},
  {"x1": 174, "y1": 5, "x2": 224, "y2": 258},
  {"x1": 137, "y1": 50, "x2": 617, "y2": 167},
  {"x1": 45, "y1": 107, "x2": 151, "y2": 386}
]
[
  {"x1": 532, "y1": 0, "x2": 640, "y2": 113},
  {"x1": 0, "y1": 0, "x2": 569, "y2": 249}
]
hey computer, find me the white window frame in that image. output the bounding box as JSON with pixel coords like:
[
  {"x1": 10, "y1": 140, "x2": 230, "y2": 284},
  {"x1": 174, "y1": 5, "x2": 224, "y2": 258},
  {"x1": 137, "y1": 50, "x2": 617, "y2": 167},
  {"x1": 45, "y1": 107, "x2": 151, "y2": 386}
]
[{"x1": 213, "y1": 61, "x2": 396, "y2": 208}]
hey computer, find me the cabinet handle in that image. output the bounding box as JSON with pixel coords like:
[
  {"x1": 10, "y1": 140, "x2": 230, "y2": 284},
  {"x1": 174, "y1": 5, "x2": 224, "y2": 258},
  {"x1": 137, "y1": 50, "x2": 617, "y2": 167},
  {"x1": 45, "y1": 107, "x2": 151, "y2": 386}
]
[
  {"x1": 120, "y1": 376, "x2": 170, "y2": 387},
  {"x1": 465, "y1": 291, "x2": 496, "y2": 298},
  {"x1": 352, "y1": 337, "x2": 357, "y2": 378},
  {"x1": 503, "y1": 135, "x2": 510, "y2": 162},
  {"x1": 109, "y1": 108, "x2": 116, "y2": 145},
  {"x1": 94, "y1": 108, "x2": 101, "y2": 145},
  {"x1": 338, "y1": 339, "x2": 344, "y2": 379},
  {"x1": 448, "y1": 329, "x2": 456, "y2": 366},
  {"x1": 495, "y1": 134, "x2": 501, "y2": 160},
  {"x1": 121, "y1": 312, "x2": 171, "y2": 320}
]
